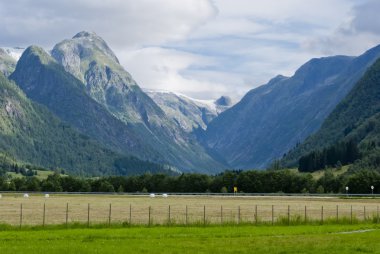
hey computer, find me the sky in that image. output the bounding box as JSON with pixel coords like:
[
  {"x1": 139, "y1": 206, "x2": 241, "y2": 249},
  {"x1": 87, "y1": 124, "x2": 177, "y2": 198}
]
[{"x1": 1, "y1": 0, "x2": 380, "y2": 100}]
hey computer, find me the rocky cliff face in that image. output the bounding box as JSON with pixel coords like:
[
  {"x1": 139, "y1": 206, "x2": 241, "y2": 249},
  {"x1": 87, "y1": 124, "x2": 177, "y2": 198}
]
[
  {"x1": 145, "y1": 91, "x2": 232, "y2": 133},
  {"x1": 203, "y1": 44, "x2": 380, "y2": 169},
  {"x1": 49, "y1": 32, "x2": 226, "y2": 172},
  {"x1": 51, "y1": 31, "x2": 164, "y2": 124}
]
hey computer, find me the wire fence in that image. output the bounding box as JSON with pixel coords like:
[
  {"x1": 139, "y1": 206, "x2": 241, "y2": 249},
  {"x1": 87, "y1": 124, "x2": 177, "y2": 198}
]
[{"x1": 0, "y1": 201, "x2": 379, "y2": 227}]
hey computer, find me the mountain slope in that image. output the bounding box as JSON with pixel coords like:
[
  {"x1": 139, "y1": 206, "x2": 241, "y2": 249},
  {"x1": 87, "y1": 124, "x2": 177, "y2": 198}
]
[
  {"x1": 283, "y1": 57, "x2": 380, "y2": 169},
  {"x1": 51, "y1": 31, "x2": 225, "y2": 172},
  {"x1": 0, "y1": 72, "x2": 165, "y2": 176},
  {"x1": 10, "y1": 46, "x2": 164, "y2": 162},
  {"x1": 203, "y1": 44, "x2": 380, "y2": 169},
  {"x1": 146, "y1": 90, "x2": 231, "y2": 132}
]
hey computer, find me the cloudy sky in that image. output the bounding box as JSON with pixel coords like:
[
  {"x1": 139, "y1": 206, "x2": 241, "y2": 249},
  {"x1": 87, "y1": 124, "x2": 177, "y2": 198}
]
[{"x1": 1, "y1": 0, "x2": 380, "y2": 100}]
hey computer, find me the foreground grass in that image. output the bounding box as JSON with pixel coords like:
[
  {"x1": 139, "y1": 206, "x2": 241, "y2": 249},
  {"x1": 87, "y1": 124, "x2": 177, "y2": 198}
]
[{"x1": 0, "y1": 224, "x2": 379, "y2": 253}]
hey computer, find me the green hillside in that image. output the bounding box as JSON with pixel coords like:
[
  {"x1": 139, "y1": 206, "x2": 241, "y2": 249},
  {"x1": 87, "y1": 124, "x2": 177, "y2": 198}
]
[
  {"x1": 282, "y1": 57, "x2": 380, "y2": 172},
  {"x1": 0, "y1": 72, "x2": 167, "y2": 176}
]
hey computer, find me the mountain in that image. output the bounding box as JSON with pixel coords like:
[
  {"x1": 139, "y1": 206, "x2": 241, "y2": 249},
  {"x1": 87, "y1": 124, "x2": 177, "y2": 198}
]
[
  {"x1": 145, "y1": 90, "x2": 232, "y2": 132},
  {"x1": 0, "y1": 48, "x2": 17, "y2": 77},
  {"x1": 10, "y1": 32, "x2": 224, "y2": 173},
  {"x1": 10, "y1": 45, "x2": 162, "y2": 160},
  {"x1": 202, "y1": 44, "x2": 380, "y2": 169},
  {"x1": 283, "y1": 57, "x2": 380, "y2": 171},
  {"x1": 0, "y1": 72, "x2": 166, "y2": 176}
]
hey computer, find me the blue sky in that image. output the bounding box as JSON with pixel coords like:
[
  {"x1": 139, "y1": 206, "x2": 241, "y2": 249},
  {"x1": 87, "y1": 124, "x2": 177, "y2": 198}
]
[{"x1": 1, "y1": 0, "x2": 380, "y2": 100}]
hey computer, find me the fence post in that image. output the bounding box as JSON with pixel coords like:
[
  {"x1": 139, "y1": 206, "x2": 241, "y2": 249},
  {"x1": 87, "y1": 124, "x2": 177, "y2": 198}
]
[
  {"x1": 186, "y1": 205, "x2": 188, "y2": 225},
  {"x1": 108, "y1": 203, "x2": 112, "y2": 226},
  {"x1": 350, "y1": 205, "x2": 353, "y2": 224},
  {"x1": 238, "y1": 206, "x2": 240, "y2": 224},
  {"x1": 336, "y1": 205, "x2": 339, "y2": 222},
  {"x1": 255, "y1": 205, "x2": 258, "y2": 225},
  {"x1": 129, "y1": 204, "x2": 132, "y2": 225},
  {"x1": 148, "y1": 206, "x2": 151, "y2": 226},
  {"x1": 19, "y1": 203, "x2": 22, "y2": 228},
  {"x1": 220, "y1": 205, "x2": 223, "y2": 224},
  {"x1": 43, "y1": 203, "x2": 46, "y2": 227},
  {"x1": 87, "y1": 203, "x2": 90, "y2": 228},
  {"x1": 304, "y1": 206, "x2": 307, "y2": 223},
  {"x1": 287, "y1": 205, "x2": 290, "y2": 225},
  {"x1": 321, "y1": 206, "x2": 323, "y2": 224},
  {"x1": 203, "y1": 205, "x2": 206, "y2": 226},
  {"x1": 168, "y1": 205, "x2": 171, "y2": 225},
  {"x1": 272, "y1": 205, "x2": 274, "y2": 225},
  {"x1": 364, "y1": 206, "x2": 366, "y2": 221},
  {"x1": 66, "y1": 203, "x2": 68, "y2": 227}
]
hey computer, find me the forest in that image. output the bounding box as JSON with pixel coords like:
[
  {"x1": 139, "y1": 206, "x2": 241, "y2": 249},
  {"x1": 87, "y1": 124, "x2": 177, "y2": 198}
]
[{"x1": 0, "y1": 168, "x2": 379, "y2": 194}]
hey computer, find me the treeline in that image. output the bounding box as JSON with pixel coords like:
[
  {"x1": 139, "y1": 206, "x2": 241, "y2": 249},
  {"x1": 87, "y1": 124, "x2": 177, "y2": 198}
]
[
  {"x1": 0, "y1": 169, "x2": 378, "y2": 194},
  {"x1": 298, "y1": 140, "x2": 360, "y2": 172}
]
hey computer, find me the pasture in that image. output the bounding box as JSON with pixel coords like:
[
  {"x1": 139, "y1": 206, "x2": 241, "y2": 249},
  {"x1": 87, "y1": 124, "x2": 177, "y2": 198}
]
[
  {"x1": 0, "y1": 194, "x2": 379, "y2": 226},
  {"x1": 0, "y1": 224, "x2": 380, "y2": 253}
]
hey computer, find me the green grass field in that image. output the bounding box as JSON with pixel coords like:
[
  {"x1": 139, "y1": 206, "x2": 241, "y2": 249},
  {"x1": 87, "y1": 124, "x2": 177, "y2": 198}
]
[
  {"x1": 6, "y1": 170, "x2": 66, "y2": 180},
  {"x1": 0, "y1": 224, "x2": 379, "y2": 253}
]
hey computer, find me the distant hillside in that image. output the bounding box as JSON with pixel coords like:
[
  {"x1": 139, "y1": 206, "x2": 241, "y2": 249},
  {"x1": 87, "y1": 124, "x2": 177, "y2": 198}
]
[
  {"x1": 283, "y1": 57, "x2": 380, "y2": 172},
  {"x1": 0, "y1": 72, "x2": 166, "y2": 176},
  {"x1": 202, "y1": 44, "x2": 380, "y2": 169}
]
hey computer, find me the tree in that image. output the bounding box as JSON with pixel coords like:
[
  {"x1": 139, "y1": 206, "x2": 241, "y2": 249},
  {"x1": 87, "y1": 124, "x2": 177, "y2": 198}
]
[
  {"x1": 316, "y1": 185, "x2": 325, "y2": 194},
  {"x1": 26, "y1": 177, "x2": 41, "y2": 191},
  {"x1": 99, "y1": 181, "x2": 115, "y2": 192},
  {"x1": 41, "y1": 173, "x2": 62, "y2": 192},
  {"x1": 117, "y1": 185, "x2": 124, "y2": 193}
]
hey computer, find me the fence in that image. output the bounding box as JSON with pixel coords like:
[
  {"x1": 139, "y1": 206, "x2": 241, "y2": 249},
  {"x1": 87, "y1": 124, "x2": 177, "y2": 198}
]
[{"x1": 0, "y1": 199, "x2": 379, "y2": 227}]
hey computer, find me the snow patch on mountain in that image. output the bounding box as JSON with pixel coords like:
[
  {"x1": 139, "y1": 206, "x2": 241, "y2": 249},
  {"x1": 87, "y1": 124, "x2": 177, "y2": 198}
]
[{"x1": 1, "y1": 47, "x2": 25, "y2": 61}]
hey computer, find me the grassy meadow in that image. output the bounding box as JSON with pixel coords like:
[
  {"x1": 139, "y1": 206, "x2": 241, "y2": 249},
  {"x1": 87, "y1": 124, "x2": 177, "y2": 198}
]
[
  {"x1": 0, "y1": 224, "x2": 379, "y2": 254},
  {"x1": 0, "y1": 194, "x2": 379, "y2": 253}
]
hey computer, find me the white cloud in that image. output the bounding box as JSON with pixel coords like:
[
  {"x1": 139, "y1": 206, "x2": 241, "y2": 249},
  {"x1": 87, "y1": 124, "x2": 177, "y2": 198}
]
[
  {"x1": 0, "y1": 0, "x2": 379, "y2": 100},
  {"x1": 303, "y1": 0, "x2": 380, "y2": 55},
  {"x1": 0, "y1": 0, "x2": 217, "y2": 48},
  {"x1": 118, "y1": 47, "x2": 231, "y2": 99}
]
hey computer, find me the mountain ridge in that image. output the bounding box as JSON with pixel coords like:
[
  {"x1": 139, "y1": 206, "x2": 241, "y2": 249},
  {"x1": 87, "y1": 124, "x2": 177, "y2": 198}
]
[
  {"x1": 145, "y1": 89, "x2": 232, "y2": 132},
  {"x1": 202, "y1": 44, "x2": 380, "y2": 169},
  {"x1": 282, "y1": 56, "x2": 380, "y2": 170}
]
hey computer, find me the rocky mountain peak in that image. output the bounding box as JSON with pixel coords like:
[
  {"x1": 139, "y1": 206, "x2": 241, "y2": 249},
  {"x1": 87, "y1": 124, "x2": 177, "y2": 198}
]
[
  {"x1": 51, "y1": 31, "x2": 120, "y2": 83},
  {"x1": 71, "y1": 31, "x2": 119, "y2": 64},
  {"x1": 215, "y1": 96, "x2": 232, "y2": 107},
  {"x1": 19, "y1": 46, "x2": 54, "y2": 66},
  {"x1": 73, "y1": 31, "x2": 98, "y2": 39}
]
